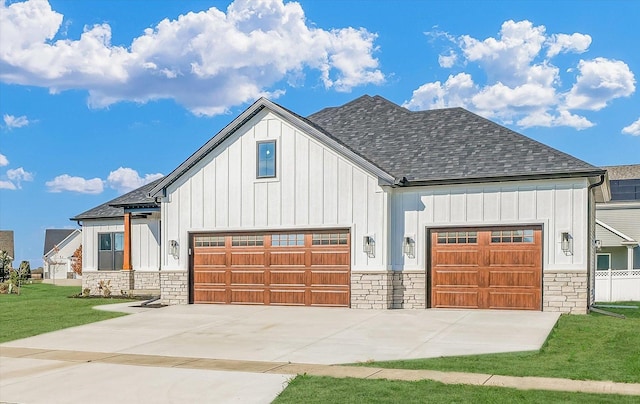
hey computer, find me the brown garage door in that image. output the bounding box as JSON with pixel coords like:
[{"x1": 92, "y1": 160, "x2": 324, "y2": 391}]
[
  {"x1": 430, "y1": 227, "x2": 542, "y2": 310},
  {"x1": 191, "y1": 230, "x2": 350, "y2": 307}
]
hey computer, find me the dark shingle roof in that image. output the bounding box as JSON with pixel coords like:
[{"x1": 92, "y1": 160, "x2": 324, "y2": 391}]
[
  {"x1": 71, "y1": 178, "x2": 163, "y2": 221},
  {"x1": 43, "y1": 229, "x2": 77, "y2": 255},
  {"x1": 0, "y1": 230, "x2": 14, "y2": 258},
  {"x1": 603, "y1": 164, "x2": 640, "y2": 180},
  {"x1": 307, "y1": 95, "x2": 602, "y2": 183}
]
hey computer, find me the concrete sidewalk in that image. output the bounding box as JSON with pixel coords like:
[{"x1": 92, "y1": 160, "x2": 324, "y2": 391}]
[{"x1": 2, "y1": 346, "x2": 639, "y2": 397}]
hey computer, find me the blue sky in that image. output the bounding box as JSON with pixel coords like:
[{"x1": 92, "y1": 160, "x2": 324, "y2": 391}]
[{"x1": 1, "y1": 0, "x2": 638, "y2": 266}]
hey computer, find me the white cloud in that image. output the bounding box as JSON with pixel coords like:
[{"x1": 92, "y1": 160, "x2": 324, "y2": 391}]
[
  {"x1": 622, "y1": 117, "x2": 640, "y2": 136},
  {"x1": 0, "y1": 180, "x2": 16, "y2": 190},
  {"x1": 0, "y1": 0, "x2": 384, "y2": 116},
  {"x1": 517, "y1": 110, "x2": 594, "y2": 130},
  {"x1": 3, "y1": 114, "x2": 30, "y2": 129},
  {"x1": 565, "y1": 58, "x2": 636, "y2": 111},
  {"x1": 46, "y1": 174, "x2": 104, "y2": 194},
  {"x1": 5, "y1": 166, "x2": 33, "y2": 188},
  {"x1": 403, "y1": 73, "x2": 475, "y2": 110},
  {"x1": 438, "y1": 51, "x2": 457, "y2": 68},
  {"x1": 407, "y1": 20, "x2": 636, "y2": 130},
  {"x1": 0, "y1": 153, "x2": 8, "y2": 166},
  {"x1": 546, "y1": 33, "x2": 591, "y2": 58},
  {"x1": 106, "y1": 167, "x2": 163, "y2": 193}
]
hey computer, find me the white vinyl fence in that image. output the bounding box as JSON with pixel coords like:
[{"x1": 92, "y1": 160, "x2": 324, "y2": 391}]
[{"x1": 595, "y1": 269, "x2": 640, "y2": 302}]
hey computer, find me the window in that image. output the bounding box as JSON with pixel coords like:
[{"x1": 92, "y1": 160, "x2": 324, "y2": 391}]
[
  {"x1": 98, "y1": 232, "x2": 124, "y2": 270},
  {"x1": 436, "y1": 231, "x2": 477, "y2": 244},
  {"x1": 272, "y1": 233, "x2": 305, "y2": 246},
  {"x1": 312, "y1": 232, "x2": 348, "y2": 245},
  {"x1": 491, "y1": 229, "x2": 534, "y2": 243},
  {"x1": 257, "y1": 141, "x2": 276, "y2": 178},
  {"x1": 194, "y1": 235, "x2": 225, "y2": 247},
  {"x1": 596, "y1": 254, "x2": 611, "y2": 271},
  {"x1": 231, "y1": 234, "x2": 264, "y2": 247}
]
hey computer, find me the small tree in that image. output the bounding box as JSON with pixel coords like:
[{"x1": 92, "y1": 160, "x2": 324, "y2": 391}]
[
  {"x1": 71, "y1": 245, "x2": 82, "y2": 276},
  {"x1": 18, "y1": 260, "x2": 31, "y2": 279},
  {"x1": 0, "y1": 250, "x2": 10, "y2": 282}
]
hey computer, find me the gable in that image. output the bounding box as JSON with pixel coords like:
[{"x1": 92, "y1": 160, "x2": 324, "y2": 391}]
[
  {"x1": 43, "y1": 229, "x2": 77, "y2": 255},
  {"x1": 150, "y1": 98, "x2": 394, "y2": 198}
]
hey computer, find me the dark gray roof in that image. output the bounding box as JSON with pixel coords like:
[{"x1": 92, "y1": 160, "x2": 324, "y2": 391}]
[
  {"x1": 603, "y1": 164, "x2": 640, "y2": 180},
  {"x1": 43, "y1": 229, "x2": 77, "y2": 255},
  {"x1": 0, "y1": 230, "x2": 14, "y2": 258},
  {"x1": 71, "y1": 178, "x2": 163, "y2": 221},
  {"x1": 307, "y1": 95, "x2": 603, "y2": 183}
]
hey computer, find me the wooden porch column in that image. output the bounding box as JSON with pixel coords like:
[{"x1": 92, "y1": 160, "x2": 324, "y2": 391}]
[{"x1": 123, "y1": 212, "x2": 132, "y2": 270}]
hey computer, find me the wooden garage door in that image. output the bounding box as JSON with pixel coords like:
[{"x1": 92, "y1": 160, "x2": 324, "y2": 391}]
[
  {"x1": 430, "y1": 227, "x2": 542, "y2": 310},
  {"x1": 191, "y1": 231, "x2": 350, "y2": 307}
]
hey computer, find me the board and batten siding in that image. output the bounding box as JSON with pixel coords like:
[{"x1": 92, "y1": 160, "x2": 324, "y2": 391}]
[
  {"x1": 82, "y1": 217, "x2": 160, "y2": 271},
  {"x1": 389, "y1": 178, "x2": 590, "y2": 272},
  {"x1": 162, "y1": 109, "x2": 386, "y2": 271}
]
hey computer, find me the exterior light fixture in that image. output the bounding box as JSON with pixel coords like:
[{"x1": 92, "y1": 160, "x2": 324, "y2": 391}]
[
  {"x1": 363, "y1": 235, "x2": 375, "y2": 258},
  {"x1": 403, "y1": 236, "x2": 415, "y2": 258},
  {"x1": 561, "y1": 232, "x2": 572, "y2": 255},
  {"x1": 594, "y1": 239, "x2": 602, "y2": 250},
  {"x1": 169, "y1": 240, "x2": 179, "y2": 259}
]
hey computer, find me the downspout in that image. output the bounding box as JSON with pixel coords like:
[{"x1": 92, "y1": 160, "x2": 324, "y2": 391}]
[{"x1": 587, "y1": 174, "x2": 606, "y2": 313}]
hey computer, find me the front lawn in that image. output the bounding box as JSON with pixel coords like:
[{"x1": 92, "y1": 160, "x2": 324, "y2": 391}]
[
  {"x1": 356, "y1": 304, "x2": 640, "y2": 383},
  {"x1": 0, "y1": 283, "x2": 135, "y2": 343},
  {"x1": 274, "y1": 375, "x2": 637, "y2": 403}
]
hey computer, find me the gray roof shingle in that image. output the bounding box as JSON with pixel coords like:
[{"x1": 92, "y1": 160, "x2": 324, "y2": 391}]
[
  {"x1": 603, "y1": 164, "x2": 640, "y2": 180},
  {"x1": 307, "y1": 95, "x2": 602, "y2": 183},
  {"x1": 71, "y1": 178, "x2": 163, "y2": 221},
  {"x1": 43, "y1": 229, "x2": 77, "y2": 255}
]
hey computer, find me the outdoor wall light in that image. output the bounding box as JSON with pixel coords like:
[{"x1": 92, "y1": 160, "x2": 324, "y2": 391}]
[
  {"x1": 363, "y1": 235, "x2": 375, "y2": 258},
  {"x1": 169, "y1": 240, "x2": 179, "y2": 259},
  {"x1": 561, "y1": 232, "x2": 573, "y2": 255},
  {"x1": 403, "y1": 236, "x2": 415, "y2": 258},
  {"x1": 594, "y1": 239, "x2": 602, "y2": 250}
]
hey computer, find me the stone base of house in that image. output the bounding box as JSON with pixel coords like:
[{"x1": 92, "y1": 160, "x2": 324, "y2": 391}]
[
  {"x1": 542, "y1": 269, "x2": 589, "y2": 314},
  {"x1": 160, "y1": 271, "x2": 188, "y2": 305},
  {"x1": 154, "y1": 268, "x2": 589, "y2": 314},
  {"x1": 350, "y1": 271, "x2": 426, "y2": 309},
  {"x1": 82, "y1": 270, "x2": 160, "y2": 297}
]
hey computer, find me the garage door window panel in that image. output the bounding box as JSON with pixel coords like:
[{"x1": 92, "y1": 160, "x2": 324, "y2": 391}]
[
  {"x1": 437, "y1": 231, "x2": 477, "y2": 244},
  {"x1": 272, "y1": 233, "x2": 304, "y2": 246}
]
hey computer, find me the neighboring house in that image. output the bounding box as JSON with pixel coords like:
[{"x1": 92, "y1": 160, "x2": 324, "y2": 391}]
[
  {"x1": 73, "y1": 95, "x2": 610, "y2": 314},
  {"x1": 43, "y1": 229, "x2": 82, "y2": 280},
  {"x1": 595, "y1": 164, "x2": 640, "y2": 302}
]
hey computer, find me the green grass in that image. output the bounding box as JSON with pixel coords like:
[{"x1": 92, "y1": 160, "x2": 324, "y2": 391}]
[
  {"x1": 0, "y1": 283, "x2": 135, "y2": 343},
  {"x1": 355, "y1": 303, "x2": 640, "y2": 383},
  {"x1": 274, "y1": 375, "x2": 638, "y2": 404}
]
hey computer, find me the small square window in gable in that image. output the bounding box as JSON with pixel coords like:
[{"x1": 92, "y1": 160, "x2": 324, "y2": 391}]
[{"x1": 257, "y1": 140, "x2": 276, "y2": 178}]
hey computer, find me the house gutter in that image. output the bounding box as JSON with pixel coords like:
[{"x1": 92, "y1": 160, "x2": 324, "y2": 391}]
[
  {"x1": 394, "y1": 170, "x2": 606, "y2": 188},
  {"x1": 587, "y1": 173, "x2": 606, "y2": 314}
]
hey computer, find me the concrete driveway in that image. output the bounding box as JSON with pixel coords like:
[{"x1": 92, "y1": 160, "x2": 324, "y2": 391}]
[
  {"x1": 1, "y1": 304, "x2": 559, "y2": 403},
  {"x1": 3, "y1": 304, "x2": 559, "y2": 364}
]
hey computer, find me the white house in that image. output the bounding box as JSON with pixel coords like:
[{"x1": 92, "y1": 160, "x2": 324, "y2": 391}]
[
  {"x1": 43, "y1": 229, "x2": 82, "y2": 280},
  {"x1": 73, "y1": 95, "x2": 609, "y2": 313},
  {"x1": 595, "y1": 164, "x2": 640, "y2": 302}
]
